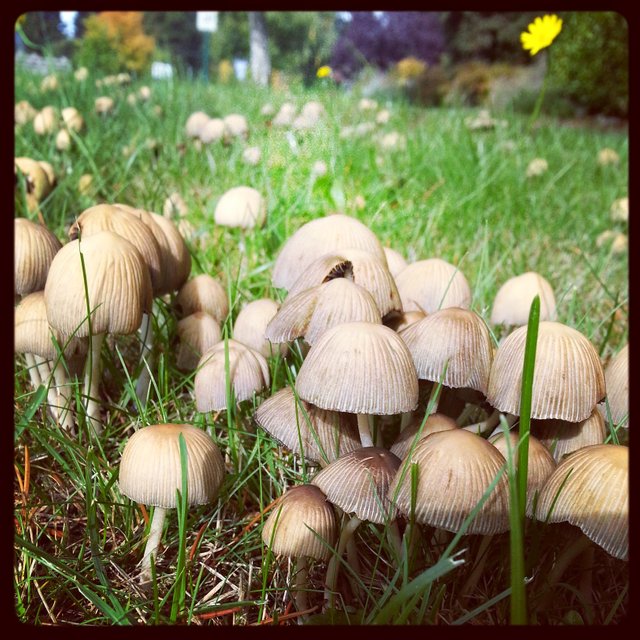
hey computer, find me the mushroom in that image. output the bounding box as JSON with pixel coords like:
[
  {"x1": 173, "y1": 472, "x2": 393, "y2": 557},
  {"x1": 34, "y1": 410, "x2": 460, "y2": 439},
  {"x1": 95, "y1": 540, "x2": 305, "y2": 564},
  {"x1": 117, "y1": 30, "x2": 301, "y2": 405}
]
[
  {"x1": 223, "y1": 113, "x2": 249, "y2": 139},
  {"x1": 272, "y1": 102, "x2": 297, "y2": 127},
  {"x1": 490, "y1": 272, "x2": 556, "y2": 329},
  {"x1": 55, "y1": 128, "x2": 71, "y2": 151},
  {"x1": 600, "y1": 344, "x2": 628, "y2": 429},
  {"x1": 119, "y1": 423, "x2": 225, "y2": 584},
  {"x1": 382, "y1": 247, "x2": 408, "y2": 278},
  {"x1": 163, "y1": 192, "x2": 188, "y2": 218},
  {"x1": 15, "y1": 158, "x2": 53, "y2": 207},
  {"x1": 33, "y1": 106, "x2": 58, "y2": 135},
  {"x1": 232, "y1": 298, "x2": 286, "y2": 358},
  {"x1": 175, "y1": 274, "x2": 229, "y2": 323},
  {"x1": 199, "y1": 118, "x2": 225, "y2": 144},
  {"x1": 242, "y1": 146, "x2": 262, "y2": 165},
  {"x1": 61, "y1": 107, "x2": 85, "y2": 133},
  {"x1": 94, "y1": 96, "x2": 115, "y2": 115},
  {"x1": 214, "y1": 186, "x2": 266, "y2": 229},
  {"x1": 262, "y1": 484, "x2": 338, "y2": 613},
  {"x1": 44, "y1": 231, "x2": 153, "y2": 434},
  {"x1": 390, "y1": 412, "x2": 458, "y2": 460},
  {"x1": 185, "y1": 111, "x2": 210, "y2": 138},
  {"x1": 15, "y1": 100, "x2": 37, "y2": 126},
  {"x1": 176, "y1": 312, "x2": 222, "y2": 371},
  {"x1": 15, "y1": 218, "x2": 61, "y2": 298}
]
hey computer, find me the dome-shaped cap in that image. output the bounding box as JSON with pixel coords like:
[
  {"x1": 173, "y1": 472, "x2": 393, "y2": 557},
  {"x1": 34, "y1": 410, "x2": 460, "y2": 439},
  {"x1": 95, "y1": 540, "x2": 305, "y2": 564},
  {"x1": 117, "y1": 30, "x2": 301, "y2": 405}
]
[
  {"x1": 15, "y1": 218, "x2": 61, "y2": 296},
  {"x1": 233, "y1": 298, "x2": 286, "y2": 358},
  {"x1": 602, "y1": 345, "x2": 628, "y2": 426},
  {"x1": 286, "y1": 249, "x2": 400, "y2": 317},
  {"x1": 395, "y1": 258, "x2": 471, "y2": 313},
  {"x1": 311, "y1": 447, "x2": 401, "y2": 523},
  {"x1": 44, "y1": 230, "x2": 153, "y2": 337},
  {"x1": 175, "y1": 274, "x2": 229, "y2": 323},
  {"x1": 491, "y1": 272, "x2": 556, "y2": 326},
  {"x1": 266, "y1": 278, "x2": 381, "y2": 346},
  {"x1": 147, "y1": 212, "x2": 192, "y2": 293},
  {"x1": 262, "y1": 485, "x2": 337, "y2": 561},
  {"x1": 272, "y1": 214, "x2": 386, "y2": 290},
  {"x1": 383, "y1": 247, "x2": 408, "y2": 278},
  {"x1": 214, "y1": 186, "x2": 266, "y2": 229},
  {"x1": 255, "y1": 387, "x2": 360, "y2": 464},
  {"x1": 390, "y1": 413, "x2": 457, "y2": 460},
  {"x1": 390, "y1": 429, "x2": 510, "y2": 535},
  {"x1": 223, "y1": 113, "x2": 249, "y2": 138},
  {"x1": 487, "y1": 321, "x2": 605, "y2": 422},
  {"x1": 185, "y1": 111, "x2": 210, "y2": 138},
  {"x1": 15, "y1": 157, "x2": 52, "y2": 202},
  {"x1": 535, "y1": 444, "x2": 628, "y2": 560},
  {"x1": 199, "y1": 118, "x2": 225, "y2": 143},
  {"x1": 399, "y1": 307, "x2": 494, "y2": 394},
  {"x1": 531, "y1": 408, "x2": 606, "y2": 463},
  {"x1": 176, "y1": 312, "x2": 222, "y2": 371},
  {"x1": 194, "y1": 339, "x2": 270, "y2": 412},
  {"x1": 119, "y1": 423, "x2": 225, "y2": 509},
  {"x1": 296, "y1": 321, "x2": 418, "y2": 416}
]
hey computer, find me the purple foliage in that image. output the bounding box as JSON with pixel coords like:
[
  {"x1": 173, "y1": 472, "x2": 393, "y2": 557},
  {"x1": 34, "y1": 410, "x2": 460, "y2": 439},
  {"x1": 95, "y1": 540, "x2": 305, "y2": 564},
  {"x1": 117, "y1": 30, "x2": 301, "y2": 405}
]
[{"x1": 331, "y1": 11, "x2": 445, "y2": 78}]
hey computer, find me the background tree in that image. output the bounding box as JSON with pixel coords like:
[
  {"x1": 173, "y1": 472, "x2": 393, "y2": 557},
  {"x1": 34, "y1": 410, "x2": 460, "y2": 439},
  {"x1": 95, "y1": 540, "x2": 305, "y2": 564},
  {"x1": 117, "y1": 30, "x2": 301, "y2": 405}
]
[
  {"x1": 143, "y1": 12, "x2": 202, "y2": 73},
  {"x1": 19, "y1": 11, "x2": 68, "y2": 55},
  {"x1": 249, "y1": 12, "x2": 270, "y2": 86}
]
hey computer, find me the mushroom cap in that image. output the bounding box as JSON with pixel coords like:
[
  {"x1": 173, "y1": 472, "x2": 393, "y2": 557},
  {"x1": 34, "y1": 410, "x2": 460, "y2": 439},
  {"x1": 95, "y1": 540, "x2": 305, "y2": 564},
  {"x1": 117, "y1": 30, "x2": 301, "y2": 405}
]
[
  {"x1": 395, "y1": 258, "x2": 471, "y2": 313},
  {"x1": 390, "y1": 429, "x2": 510, "y2": 534},
  {"x1": 56, "y1": 128, "x2": 71, "y2": 151},
  {"x1": 147, "y1": 212, "x2": 192, "y2": 293},
  {"x1": 489, "y1": 430, "x2": 556, "y2": 514},
  {"x1": 61, "y1": 106, "x2": 84, "y2": 132},
  {"x1": 295, "y1": 321, "x2": 419, "y2": 416},
  {"x1": 44, "y1": 230, "x2": 153, "y2": 337},
  {"x1": 272, "y1": 214, "x2": 387, "y2": 290},
  {"x1": 311, "y1": 447, "x2": 401, "y2": 523},
  {"x1": 491, "y1": 272, "x2": 556, "y2": 326},
  {"x1": 15, "y1": 218, "x2": 62, "y2": 296},
  {"x1": 531, "y1": 408, "x2": 606, "y2": 463},
  {"x1": 15, "y1": 157, "x2": 52, "y2": 202},
  {"x1": 33, "y1": 106, "x2": 58, "y2": 134},
  {"x1": 194, "y1": 339, "x2": 270, "y2": 412},
  {"x1": 399, "y1": 307, "x2": 494, "y2": 394},
  {"x1": 383, "y1": 247, "x2": 408, "y2": 278},
  {"x1": 94, "y1": 96, "x2": 115, "y2": 114},
  {"x1": 535, "y1": 444, "x2": 628, "y2": 560},
  {"x1": 175, "y1": 274, "x2": 229, "y2": 323},
  {"x1": 15, "y1": 100, "x2": 37, "y2": 125},
  {"x1": 223, "y1": 113, "x2": 249, "y2": 138},
  {"x1": 15, "y1": 290, "x2": 87, "y2": 360},
  {"x1": 255, "y1": 387, "x2": 360, "y2": 464},
  {"x1": 487, "y1": 321, "x2": 606, "y2": 422},
  {"x1": 232, "y1": 298, "x2": 285, "y2": 358},
  {"x1": 265, "y1": 278, "x2": 382, "y2": 346},
  {"x1": 384, "y1": 310, "x2": 427, "y2": 333},
  {"x1": 390, "y1": 412, "x2": 458, "y2": 460},
  {"x1": 272, "y1": 102, "x2": 297, "y2": 127},
  {"x1": 262, "y1": 484, "x2": 337, "y2": 561},
  {"x1": 602, "y1": 344, "x2": 628, "y2": 425},
  {"x1": 176, "y1": 311, "x2": 222, "y2": 371},
  {"x1": 199, "y1": 117, "x2": 225, "y2": 143},
  {"x1": 186, "y1": 111, "x2": 210, "y2": 138},
  {"x1": 69, "y1": 204, "x2": 164, "y2": 295},
  {"x1": 37, "y1": 161, "x2": 56, "y2": 190},
  {"x1": 214, "y1": 186, "x2": 266, "y2": 229},
  {"x1": 286, "y1": 249, "x2": 400, "y2": 317},
  {"x1": 119, "y1": 423, "x2": 225, "y2": 509}
]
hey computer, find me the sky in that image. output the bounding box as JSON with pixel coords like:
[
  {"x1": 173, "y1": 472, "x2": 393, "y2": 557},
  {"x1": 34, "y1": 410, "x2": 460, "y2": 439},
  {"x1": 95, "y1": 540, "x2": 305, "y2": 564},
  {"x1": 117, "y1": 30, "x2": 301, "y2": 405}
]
[{"x1": 60, "y1": 11, "x2": 76, "y2": 38}]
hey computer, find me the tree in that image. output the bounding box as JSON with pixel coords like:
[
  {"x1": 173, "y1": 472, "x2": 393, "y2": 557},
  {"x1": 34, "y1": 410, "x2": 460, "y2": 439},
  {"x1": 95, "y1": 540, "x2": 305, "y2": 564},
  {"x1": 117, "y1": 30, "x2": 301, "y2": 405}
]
[
  {"x1": 19, "y1": 11, "x2": 67, "y2": 54},
  {"x1": 248, "y1": 12, "x2": 270, "y2": 86},
  {"x1": 143, "y1": 12, "x2": 202, "y2": 73}
]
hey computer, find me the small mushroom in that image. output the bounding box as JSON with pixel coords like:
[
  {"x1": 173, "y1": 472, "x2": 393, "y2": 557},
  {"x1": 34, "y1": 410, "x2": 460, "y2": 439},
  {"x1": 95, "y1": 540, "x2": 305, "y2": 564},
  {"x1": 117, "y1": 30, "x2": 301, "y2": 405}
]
[{"x1": 214, "y1": 186, "x2": 266, "y2": 229}]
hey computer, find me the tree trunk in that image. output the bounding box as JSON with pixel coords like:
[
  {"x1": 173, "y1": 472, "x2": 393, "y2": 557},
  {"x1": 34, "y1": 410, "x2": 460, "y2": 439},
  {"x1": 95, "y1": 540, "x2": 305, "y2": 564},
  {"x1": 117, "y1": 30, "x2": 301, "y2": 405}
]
[{"x1": 248, "y1": 12, "x2": 270, "y2": 86}]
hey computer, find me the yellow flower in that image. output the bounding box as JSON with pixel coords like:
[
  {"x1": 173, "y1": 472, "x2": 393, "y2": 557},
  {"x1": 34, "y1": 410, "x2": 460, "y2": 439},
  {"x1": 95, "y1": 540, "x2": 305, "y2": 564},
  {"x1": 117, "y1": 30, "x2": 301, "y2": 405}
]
[
  {"x1": 521, "y1": 14, "x2": 563, "y2": 56},
  {"x1": 317, "y1": 65, "x2": 332, "y2": 79}
]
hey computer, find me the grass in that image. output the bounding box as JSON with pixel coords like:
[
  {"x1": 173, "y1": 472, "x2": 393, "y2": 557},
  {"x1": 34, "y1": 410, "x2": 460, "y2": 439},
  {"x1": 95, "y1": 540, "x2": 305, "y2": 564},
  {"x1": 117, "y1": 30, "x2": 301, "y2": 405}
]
[{"x1": 13, "y1": 64, "x2": 628, "y2": 625}]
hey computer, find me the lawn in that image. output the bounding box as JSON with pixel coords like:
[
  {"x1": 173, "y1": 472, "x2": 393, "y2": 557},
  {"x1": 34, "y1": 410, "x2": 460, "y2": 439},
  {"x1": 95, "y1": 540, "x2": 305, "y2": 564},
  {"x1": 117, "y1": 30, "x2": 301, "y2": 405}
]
[{"x1": 14, "y1": 67, "x2": 628, "y2": 625}]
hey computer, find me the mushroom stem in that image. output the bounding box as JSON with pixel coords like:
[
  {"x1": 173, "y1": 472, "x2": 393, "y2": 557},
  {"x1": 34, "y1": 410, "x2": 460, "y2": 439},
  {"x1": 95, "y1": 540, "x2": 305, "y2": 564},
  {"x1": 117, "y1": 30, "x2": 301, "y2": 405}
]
[
  {"x1": 462, "y1": 409, "x2": 510, "y2": 436},
  {"x1": 387, "y1": 519, "x2": 403, "y2": 564},
  {"x1": 84, "y1": 332, "x2": 105, "y2": 435},
  {"x1": 325, "y1": 515, "x2": 362, "y2": 610},
  {"x1": 24, "y1": 352, "x2": 43, "y2": 388},
  {"x1": 356, "y1": 414, "x2": 374, "y2": 448},
  {"x1": 33, "y1": 355, "x2": 59, "y2": 420},
  {"x1": 460, "y1": 533, "x2": 493, "y2": 597},
  {"x1": 400, "y1": 411, "x2": 413, "y2": 431},
  {"x1": 140, "y1": 505, "x2": 167, "y2": 585},
  {"x1": 425, "y1": 382, "x2": 442, "y2": 416},
  {"x1": 135, "y1": 311, "x2": 154, "y2": 406},
  {"x1": 51, "y1": 359, "x2": 76, "y2": 435},
  {"x1": 292, "y1": 556, "x2": 310, "y2": 618}
]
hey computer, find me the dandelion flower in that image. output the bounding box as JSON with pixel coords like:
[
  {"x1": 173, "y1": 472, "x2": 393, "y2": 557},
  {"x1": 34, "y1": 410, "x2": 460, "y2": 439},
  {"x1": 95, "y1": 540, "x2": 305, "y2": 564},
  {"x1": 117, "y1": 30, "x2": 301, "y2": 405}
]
[
  {"x1": 317, "y1": 65, "x2": 332, "y2": 78},
  {"x1": 526, "y1": 158, "x2": 548, "y2": 178},
  {"x1": 521, "y1": 14, "x2": 563, "y2": 56}
]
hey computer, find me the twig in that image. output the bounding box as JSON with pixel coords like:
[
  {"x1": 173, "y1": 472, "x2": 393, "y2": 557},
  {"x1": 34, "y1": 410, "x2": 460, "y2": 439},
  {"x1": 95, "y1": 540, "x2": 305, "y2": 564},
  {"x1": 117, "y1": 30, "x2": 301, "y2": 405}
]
[{"x1": 253, "y1": 605, "x2": 319, "y2": 625}]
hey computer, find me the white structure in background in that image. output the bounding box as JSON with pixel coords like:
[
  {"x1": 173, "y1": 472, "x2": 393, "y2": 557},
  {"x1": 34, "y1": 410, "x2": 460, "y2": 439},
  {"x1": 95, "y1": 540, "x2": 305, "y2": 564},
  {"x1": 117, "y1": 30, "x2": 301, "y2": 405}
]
[
  {"x1": 233, "y1": 59, "x2": 249, "y2": 81},
  {"x1": 196, "y1": 11, "x2": 219, "y2": 32},
  {"x1": 151, "y1": 62, "x2": 173, "y2": 79}
]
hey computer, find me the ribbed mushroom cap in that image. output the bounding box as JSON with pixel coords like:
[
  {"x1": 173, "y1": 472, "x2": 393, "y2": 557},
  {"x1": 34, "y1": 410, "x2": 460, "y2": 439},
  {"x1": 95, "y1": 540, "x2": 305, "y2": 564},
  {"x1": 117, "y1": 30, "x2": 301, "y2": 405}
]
[
  {"x1": 311, "y1": 447, "x2": 401, "y2": 523},
  {"x1": 383, "y1": 247, "x2": 408, "y2": 278},
  {"x1": 602, "y1": 344, "x2": 628, "y2": 426},
  {"x1": 272, "y1": 214, "x2": 386, "y2": 290},
  {"x1": 33, "y1": 106, "x2": 58, "y2": 134},
  {"x1": 223, "y1": 113, "x2": 249, "y2": 138},
  {"x1": 147, "y1": 212, "x2": 192, "y2": 293},
  {"x1": 296, "y1": 321, "x2": 419, "y2": 415},
  {"x1": 531, "y1": 408, "x2": 606, "y2": 463},
  {"x1": 69, "y1": 204, "x2": 163, "y2": 295},
  {"x1": 214, "y1": 186, "x2": 266, "y2": 229},
  {"x1": 15, "y1": 218, "x2": 62, "y2": 296},
  {"x1": 44, "y1": 230, "x2": 153, "y2": 337},
  {"x1": 390, "y1": 429, "x2": 510, "y2": 534},
  {"x1": 384, "y1": 310, "x2": 427, "y2": 333},
  {"x1": 194, "y1": 339, "x2": 270, "y2": 412},
  {"x1": 255, "y1": 387, "x2": 360, "y2": 464},
  {"x1": 489, "y1": 431, "x2": 556, "y2": 514},
  {"x1": 199, "y1": 117, "x2": 225, "y2": 143},
  {"x1": 487, "y1": 321, "x2": 605, "y2": 422},
  {"x1": 535, "y1": 444, "x2": 628, "y2": 560},
  {"x1": 175, "y1": 274, "x2": 229, "y2": 323},
  {"x1": 286, "y1": 249, "x2": 400, "y2": 317},
  {"x1": 491, "y1": 272, "x2": 556, "y2": 326},
  {"x1": 233, "y1": 298, "x2": 286, "y2": 358},
  {"x1": 399, "y1": 307, "x2": 494, "y2": 394},
  {"x1": 395, "y1": 258, "x2": 471, "y2": 313},
  {"x1": 185, "y1": 111, "x2": 210, "y2": 138},
  {"x1": 15, "y1": 290, "x2": 87, "y2": 360},
  {"x1": 37, "y1": 161, "x2": 56, "y2": 191},
  {"x1": 262, "y1": 485, "x2": 338, "y2": 561},
  {"x1": 61, "y1": 106, "x2": 84, "y2": 132},
  {"x1": 119, "y1": 423, "x2": 225, "y2": 509},
  {"x1": 176, "y1": 311, "x2": 222, "y2": 371},
  {"x1": 15, "y1": 157, "x2": 52, "y2": 202},
  {"x1": 390, "y1": 412, "x2": 458, "y2": 460},
  {"x1": 266, "y1": 278, "x2": 382, "y2": 346}
]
